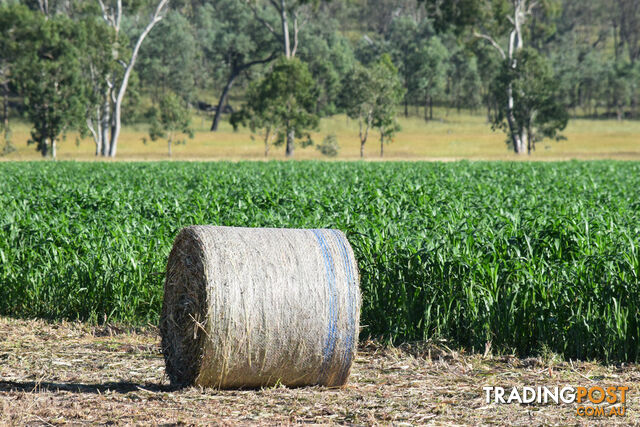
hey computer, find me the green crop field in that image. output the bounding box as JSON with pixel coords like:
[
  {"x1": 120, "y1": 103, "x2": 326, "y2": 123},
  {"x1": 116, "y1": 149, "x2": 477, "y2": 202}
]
[{"x1": 1, "y1": 161, "x2": 639, "y2": 363}]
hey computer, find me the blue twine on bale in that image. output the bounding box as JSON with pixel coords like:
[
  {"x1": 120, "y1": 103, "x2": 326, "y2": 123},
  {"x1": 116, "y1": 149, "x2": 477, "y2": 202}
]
[
  {"x1": 331, "y1": 229, "x2": 357, "y2": 384},
  {"x1": 313, "y1": 229, "x2": 358, "y2": 385},
  {"x1": 312, "y1": 229, "x2": 338, "y2": 384}
]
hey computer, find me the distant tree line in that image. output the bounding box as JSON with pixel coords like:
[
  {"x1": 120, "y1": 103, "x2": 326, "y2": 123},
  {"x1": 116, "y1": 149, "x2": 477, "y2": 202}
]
[{"x1": 1, "y1": 0, "x2": 639, "y2": 158}]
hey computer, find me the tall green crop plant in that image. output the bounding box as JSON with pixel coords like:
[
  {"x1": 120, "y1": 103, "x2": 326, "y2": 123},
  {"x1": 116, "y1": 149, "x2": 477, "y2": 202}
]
[{"x1": 0, "y1": 161, "x2": 639, "y2": 362}]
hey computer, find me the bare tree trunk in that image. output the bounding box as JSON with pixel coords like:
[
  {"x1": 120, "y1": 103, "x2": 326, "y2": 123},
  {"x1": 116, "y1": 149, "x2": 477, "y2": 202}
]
[
  {"x1": 211, "y1": 72, "x2": 237, "y2": 131},
  {"x1": 101, "y1": 96, "x2": 110, "y2": 156},
  {"x1": 617, "y1": 101, "x2": 623, "y2": 121},
  {"x1": 248, "y1": 0, "x2": 306, "y2": 59},
  {"x1": 51, "y1": 138, "x2": 56, "y2": 159},
  {"x1": 359, "y1": 115, "x2": 371, "y2": 158},
  {"x1": 40, "y1": 139, "x2": 48, "y2": 157},
  {"x1": 280, "y1": 0, "x2": 291, "y2": 58},
  {"x1": 168, "y1": 135, "x2": 172, "y2": 157},
  {"x1": 89, "y1": 92, "x2": 110, "y2": 157},
  {"x1": 519, "y1": 129, "x2": 527, "y2": 155},
  {"x1": 2, "y1": 82, "x2": 8, "y2": 132},
  {"x1": 87, "y1": 114, "x2": 102, "y2": 156},
  {"x1": 109, "y1": 108, "x2": 121, "y2": 157},
  {"x1": 101, "y1": 131, "x2": 110, "y2": 156},
  {"x1": 506, "y1": 2, "x2": 526, "y2": 155},
  {"x1": 37, "y1": 0, "x2": 49, "y2": 15},
  {"x1": 380, "y1": 132, "x2": 384, "y2": 158},
  {"x1": 264, "y1": 127, "x2": 271, "y2": 157},
  {"x1": 506, "y1": 84, "x2": 524, "y2": 154},
  {"x1": 285, "y1": 127, "x2": 294, "y2": 157},
  {"x1": 403, "y1": 51, "x2": 409, "y2": 117},
  {"x1": 424, "y1": 94, "x2": 429, "y2": 121}
]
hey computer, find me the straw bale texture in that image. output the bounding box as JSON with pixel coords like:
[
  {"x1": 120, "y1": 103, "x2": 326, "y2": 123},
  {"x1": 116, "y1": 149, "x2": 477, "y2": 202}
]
[{"x1": 160, "y1": 225, "x2": 361, "y2": 389}]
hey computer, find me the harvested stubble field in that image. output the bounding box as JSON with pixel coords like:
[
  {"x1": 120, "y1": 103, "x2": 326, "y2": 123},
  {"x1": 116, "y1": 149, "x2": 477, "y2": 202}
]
[{"x1": 1, "y1": 317, "x2": 639, "y2": 425}]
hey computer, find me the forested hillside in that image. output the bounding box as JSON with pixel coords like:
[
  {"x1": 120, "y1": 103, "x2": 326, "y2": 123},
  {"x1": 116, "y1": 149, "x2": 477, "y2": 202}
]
[{"x1": 1, "y1": 0, "x2": 639, "y2": 158}]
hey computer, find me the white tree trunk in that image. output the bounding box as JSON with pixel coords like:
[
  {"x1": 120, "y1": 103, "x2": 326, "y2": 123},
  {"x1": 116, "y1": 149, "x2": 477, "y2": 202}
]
[
  {"x1": 506, "y1": 1, "x2": 526, "y2": 154},
  {"x1": 87, "y1": 115, "x2": 101, "y2": 156},
  {"x1": 101, "y1": 95, "x2": 111, "y2": 156},
  {"x1": 250, "y1": 0, "x2": 307, "y2": 59},
  {"x1": 37, "y1": 0, "x2": 49, "y2": 16},
  {"x1": 280, "y1": 0, "x2": 291, "y2": 58},
  {"x1": 95, "y1": 0, "x2": 168, "y2": 158},
  {"x1": 506, "y1": 84, "x2": 524, "y2": 154}
]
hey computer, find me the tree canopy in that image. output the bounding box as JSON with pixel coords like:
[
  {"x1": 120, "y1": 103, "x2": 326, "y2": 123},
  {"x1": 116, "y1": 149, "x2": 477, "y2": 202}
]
[
  {"x1": 1, "y1": 0, "x2": 639, "y2": 157},
  {"x1": 233, "y1": 57, "x2": 319, "y2": 157},
  {"x1": 12, "y1": 10, "x2": 97, "y2": 158}
]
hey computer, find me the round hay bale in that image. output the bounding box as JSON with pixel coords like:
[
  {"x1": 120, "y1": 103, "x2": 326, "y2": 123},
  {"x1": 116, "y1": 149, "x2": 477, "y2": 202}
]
[{"x1": 160, "y1": 225, "x2": 361, "y2": 389}]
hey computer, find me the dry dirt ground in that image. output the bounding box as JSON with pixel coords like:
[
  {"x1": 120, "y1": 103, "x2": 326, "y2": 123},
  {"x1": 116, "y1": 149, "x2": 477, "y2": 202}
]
[{"x1": 1, "y1": 317, "x2": 639, "y2": 425}]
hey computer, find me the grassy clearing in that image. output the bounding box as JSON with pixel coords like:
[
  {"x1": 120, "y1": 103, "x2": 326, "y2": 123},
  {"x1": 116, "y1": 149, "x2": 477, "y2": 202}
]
[
  {"x1": 2, "y1": 110, "x2": 640, "y2": 160},
  {"x1": 0, "y1": 161, "x2": 639, "y2": 361},
  {"x1": 0, "y1": 317, "x2": 638, "y2": 424}
]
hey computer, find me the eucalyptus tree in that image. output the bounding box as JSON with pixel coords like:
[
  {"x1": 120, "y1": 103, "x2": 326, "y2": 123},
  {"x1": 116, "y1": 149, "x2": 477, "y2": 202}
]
[
  {"x1": 196, "y1": 0, "x2": 278, "y2": 131},
  {"x1": 21, "y1": 0, "x2": 79, "y2": 16},
  {"x1": 339, "y1": 63, "x2": 376, "y2": 158},
  {"x1": 13, "y1": 13, "x2": 95, "y2": 158},
  {"x1": 372, "y1": 55, "x2": 404, "y2": 157},
  {"x1": 297, "y1": 15, "x2": 355, "y2": 116},
  {"x1": 245, "y1": 0, "x2": 318, "y2": 59},
  {"x1": 409, "y1": 35, "x2": 450, "y2": 120},
  {"x1": 0, "y1": 3, "x2": 32, "y2": 154},
  {"x1": 491, "y1": 48, "x2": 568, "y2": 153},
  {"x1": 384, "y1": 16, "x2": 419, "y2": 117},
  {"x1": 230, "y1": 98, "x2": 279, "y2": 157},
  {"x1": 472, "y1": 0, "x2": 563, "y2": 154},
  {"x1": 614, "y1": 0, "x2": 640, "y2": 65},
  {"x1": 447, "y1": 49, "x2": 483, "y2": 114},
  {"x1": 147, "y1": 91, "x2": 193, "y2": 157},
  {"x1": 421, "y1": 0, "x2": 565, "y2": 154},
  {"x1": 233, "y1": 57, "x2": 319, "y2": 157},
  {"x1": 86, "y1": 0, "x2": 169, "y2": 157},
  {"x1": 340, "y1": 55, "x2": 404, "y2": 158},
  {"x1": 612, "y1": 0, "x2": 640, "y2": 116},
  {"x1": 138, "y1": 10, "x2": 198, "y2": 105},
  {"x1": 245, "y1": 0, "x2": 327, "y2": 150}
]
